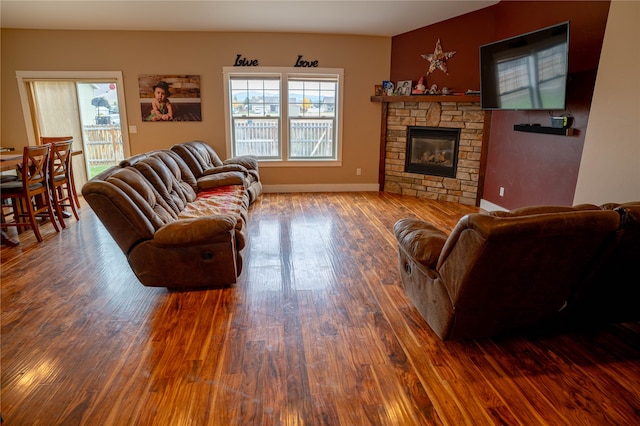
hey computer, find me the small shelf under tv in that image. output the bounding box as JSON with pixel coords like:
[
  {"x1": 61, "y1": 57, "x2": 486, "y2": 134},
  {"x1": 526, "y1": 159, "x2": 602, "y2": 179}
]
[{"x1": 513, "y1": 124, "x2": 574, "y2": 136}]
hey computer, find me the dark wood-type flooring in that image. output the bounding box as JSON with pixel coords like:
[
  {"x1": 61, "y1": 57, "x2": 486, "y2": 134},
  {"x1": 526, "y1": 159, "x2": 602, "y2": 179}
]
[{"x1": 2, "y1": 192, "x2": 639, "y2": 425}]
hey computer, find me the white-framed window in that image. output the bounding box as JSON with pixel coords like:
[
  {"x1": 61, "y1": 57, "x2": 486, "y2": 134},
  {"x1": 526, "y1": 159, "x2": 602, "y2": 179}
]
[{"x1": 223, "y1": 67, "x2": 343, "y2": 166}]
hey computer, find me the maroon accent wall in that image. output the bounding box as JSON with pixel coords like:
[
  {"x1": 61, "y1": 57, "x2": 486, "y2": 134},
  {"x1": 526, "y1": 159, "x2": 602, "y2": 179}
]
[{"x1": 391, "y1": 1, "x2": 610, "y2": 208}]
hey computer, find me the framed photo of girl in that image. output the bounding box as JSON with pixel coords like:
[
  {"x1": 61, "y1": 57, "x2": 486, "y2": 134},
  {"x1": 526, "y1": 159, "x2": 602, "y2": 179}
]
[
  {"x1": 396, "y1": 80, "x2": 412, "y2": 96},
  {"x1": 138, "y1": 74, "x2": 202, "y2": 122}
]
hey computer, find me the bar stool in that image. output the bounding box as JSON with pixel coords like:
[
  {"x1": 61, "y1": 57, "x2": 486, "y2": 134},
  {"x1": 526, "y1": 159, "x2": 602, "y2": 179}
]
[
  {"x1": 0, "y1": 145, "x2": 60, "y2": 242},
  {"x1": 48, "y1": 139, "x2": 79, "y2": 228},
  {"x1": 40, "y1": 136, "x2": 81, "y2": 213}
]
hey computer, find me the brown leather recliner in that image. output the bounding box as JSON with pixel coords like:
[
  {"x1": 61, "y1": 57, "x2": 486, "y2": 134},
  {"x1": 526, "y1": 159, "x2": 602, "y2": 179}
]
[
  {"x1": 171, "y1": 140, "x2": 262, "y2": 204},
  {"x1": 394, "y1": 205, "x2": 622, "y2": 340}
]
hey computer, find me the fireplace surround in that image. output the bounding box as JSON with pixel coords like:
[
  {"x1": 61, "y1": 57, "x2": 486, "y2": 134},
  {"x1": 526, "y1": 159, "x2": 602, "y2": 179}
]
[{"x1": 372, "y1": 96, "x2": 486, "y2": 205}]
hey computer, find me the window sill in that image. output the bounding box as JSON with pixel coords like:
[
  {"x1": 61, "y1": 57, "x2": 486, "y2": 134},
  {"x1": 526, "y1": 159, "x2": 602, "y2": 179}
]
[{"x1": 258, "y1": 159, "x2": 342, "y2": 168}]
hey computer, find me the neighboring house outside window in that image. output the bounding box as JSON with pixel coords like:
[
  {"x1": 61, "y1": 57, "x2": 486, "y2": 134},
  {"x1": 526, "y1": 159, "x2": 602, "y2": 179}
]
[{"x1": 223, "y1": 67, "x2": 343, "y2": 167}]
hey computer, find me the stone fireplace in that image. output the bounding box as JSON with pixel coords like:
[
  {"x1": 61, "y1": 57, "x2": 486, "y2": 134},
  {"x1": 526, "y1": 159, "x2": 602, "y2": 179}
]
[{"x1": 380, "y1": 98, "x2": 486, "y2": 205}]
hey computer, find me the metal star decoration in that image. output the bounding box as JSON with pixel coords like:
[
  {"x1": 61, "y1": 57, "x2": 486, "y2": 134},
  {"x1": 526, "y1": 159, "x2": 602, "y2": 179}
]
[{"x1": 421, "y1": 39, "x2": 456, "y2": 75}]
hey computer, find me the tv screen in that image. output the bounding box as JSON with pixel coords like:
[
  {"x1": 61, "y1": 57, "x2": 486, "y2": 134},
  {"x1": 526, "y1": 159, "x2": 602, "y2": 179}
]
[{"x1": 480, "y1": 22, "x2": 570, "y2": 110}]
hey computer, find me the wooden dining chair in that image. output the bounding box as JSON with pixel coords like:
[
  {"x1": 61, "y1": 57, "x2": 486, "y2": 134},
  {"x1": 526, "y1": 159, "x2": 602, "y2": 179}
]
[
  {"x1": 40, "y1": 136, "x2": 81, "y2": 211},
  {"x1": 48, "y1": 140, "x2": 79, "y2": 228},
  {"x1": 0, "y1": 145, "x2": 60, "y2": 242}
]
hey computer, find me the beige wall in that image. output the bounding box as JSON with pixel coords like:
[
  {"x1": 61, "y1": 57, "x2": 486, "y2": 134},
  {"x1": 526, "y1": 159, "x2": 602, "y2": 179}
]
[
  {"x1": 574, "y1": 0, "x2": 640, "y2": 204},
  {"x1": 1, "y1": 29, "x2": 390, "y2": 190}
]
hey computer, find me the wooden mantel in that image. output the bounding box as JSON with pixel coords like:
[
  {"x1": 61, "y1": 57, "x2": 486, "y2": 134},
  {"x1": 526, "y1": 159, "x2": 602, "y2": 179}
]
[{"x1": 370, "y1": 95, "x2": 480, "y2": 103}]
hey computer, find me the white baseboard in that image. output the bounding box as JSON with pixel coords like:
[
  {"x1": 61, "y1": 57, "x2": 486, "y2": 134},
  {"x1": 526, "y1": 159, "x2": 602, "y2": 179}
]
[
  {"x1": 479, "y1": 198, "x2": 508, "y2": 212},
  {"x1": 263, "y1": 183, "x2": 380, "y2": 193}
]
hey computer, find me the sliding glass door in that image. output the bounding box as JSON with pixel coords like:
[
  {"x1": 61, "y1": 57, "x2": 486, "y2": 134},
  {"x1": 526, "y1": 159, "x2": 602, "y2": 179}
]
[{"x1": 16, "y1": 71, "x2": 130, "y2": 190}]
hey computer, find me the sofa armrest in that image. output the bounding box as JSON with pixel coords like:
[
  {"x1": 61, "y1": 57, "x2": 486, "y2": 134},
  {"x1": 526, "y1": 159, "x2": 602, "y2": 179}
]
[
  {"x1": 197, "y1": 171, "x2": 246, "y2": 190},
  {"x1": 394, "y1": 218, "x2": 448, "y2": 268},
  {"x1": 202, "y1": 164, "x2": 248, "y2": 177},
  {"x1": 224, "y1": 155, "x2": 259, "y2": 171},
  {"x1": 154, "y1": 215, "x2": 236, "y2": 246}
]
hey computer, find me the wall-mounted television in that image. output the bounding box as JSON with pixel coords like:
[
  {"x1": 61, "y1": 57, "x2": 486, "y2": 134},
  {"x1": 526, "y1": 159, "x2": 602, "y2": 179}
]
[{"x1": 480, "y1": 22, "x2": 570, "y2": 110}]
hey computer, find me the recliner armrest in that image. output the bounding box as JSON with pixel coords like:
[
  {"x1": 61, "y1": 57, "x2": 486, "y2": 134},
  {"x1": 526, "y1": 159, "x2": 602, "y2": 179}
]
[
  {"x1": 394, "y1": 218, "x2": 448, "y2": 268},
  {"x1": 202, "y1": 164, "x2": 248, "y2": 177},
  {"x1": 197, "y1": 171, "x2": 246, "y2": 190},
  {"x1": 154, "y1": 215, "x2": 236, "y2": 246},
  {"x1": 224, "y1": 155, "x2": 259, "y2": 171}
]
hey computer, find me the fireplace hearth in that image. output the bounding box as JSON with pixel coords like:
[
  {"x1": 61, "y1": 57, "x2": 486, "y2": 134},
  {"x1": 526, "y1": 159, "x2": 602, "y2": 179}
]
[{"x1": 405, "y1": 127, "x2": 461, "y2": 178}]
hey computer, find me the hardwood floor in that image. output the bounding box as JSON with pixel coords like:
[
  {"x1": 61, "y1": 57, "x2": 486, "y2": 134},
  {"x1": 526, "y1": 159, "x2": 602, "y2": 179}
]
[{"x1": 2, "y1": 192, "x2": 639, "y2": 425}]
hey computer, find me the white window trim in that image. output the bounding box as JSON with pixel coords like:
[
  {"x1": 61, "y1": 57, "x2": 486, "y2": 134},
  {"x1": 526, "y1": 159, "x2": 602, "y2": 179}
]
[{"x1": 223, "y1": 66, "x2": 344, "y2": 167}]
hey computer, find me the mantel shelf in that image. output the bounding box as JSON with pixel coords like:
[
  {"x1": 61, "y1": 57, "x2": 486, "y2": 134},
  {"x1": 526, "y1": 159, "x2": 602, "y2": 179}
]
[{"x1": 370, "y1": 95, "x2": 480, "y2": 103}]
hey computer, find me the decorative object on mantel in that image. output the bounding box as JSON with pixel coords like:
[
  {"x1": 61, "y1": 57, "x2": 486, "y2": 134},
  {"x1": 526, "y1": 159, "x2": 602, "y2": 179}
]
[
  {"x1": 412, "y1": 76, "x2": 427, "y2": 94},
  {"x1": 421, "y1": 39, "x2": 456, "y2": 75},
  {"x1": 382, "y1": 80, "x2": 395, "y2": 96},
  {"x1": 428, "y1": 84, "x2": 440, "y2": 95}
]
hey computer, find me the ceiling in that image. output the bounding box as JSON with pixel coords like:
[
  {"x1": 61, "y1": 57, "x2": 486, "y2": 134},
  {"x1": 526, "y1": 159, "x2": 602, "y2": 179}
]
[{"x1": 1, "y1": 1, "x2": 498, "y2": 37}]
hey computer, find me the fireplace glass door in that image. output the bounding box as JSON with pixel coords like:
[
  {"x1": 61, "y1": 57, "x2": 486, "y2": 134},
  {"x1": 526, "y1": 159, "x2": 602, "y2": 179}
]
[{"x1": 405, "y1": 127, "x2": 460, "y2": 178}]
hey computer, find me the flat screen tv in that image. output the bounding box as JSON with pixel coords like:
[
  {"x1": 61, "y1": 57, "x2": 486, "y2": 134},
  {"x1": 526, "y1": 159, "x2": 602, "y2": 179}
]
[{"x1": 480, "y1": 22, "x2": 570, "y2": 110}]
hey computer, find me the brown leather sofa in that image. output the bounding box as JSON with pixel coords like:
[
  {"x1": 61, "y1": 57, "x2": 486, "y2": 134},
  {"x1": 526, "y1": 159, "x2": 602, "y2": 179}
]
[
  {"x1": 170, "y1": 140, "x2": 262, "y2": 204},
  {"x1": 566, "y1": 201, "x2": 640, "y2": 325},
  {"x1": 82, "y1": 144, "x2": 259, "y2": 289},
  {"x1": 393, "y1": 204, "x2": 634, "y2": 340}
]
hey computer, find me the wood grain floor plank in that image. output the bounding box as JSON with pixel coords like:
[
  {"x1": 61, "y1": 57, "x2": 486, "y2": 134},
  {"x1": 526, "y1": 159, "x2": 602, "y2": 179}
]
[{"x1": 2, "y1": 192, "x2": 639, "y2": 425}]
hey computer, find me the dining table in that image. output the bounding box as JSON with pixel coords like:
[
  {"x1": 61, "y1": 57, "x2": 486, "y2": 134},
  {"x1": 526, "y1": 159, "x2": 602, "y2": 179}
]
[
  {"x1": 1, "y1": 153, "x2": 23, "y2": 246},
  {"x1": 0, "y1": 152, "x2": 23, "y2": 172},
  {"x1": 1, "y1": 150, "x2": 83, "y2": 246}
]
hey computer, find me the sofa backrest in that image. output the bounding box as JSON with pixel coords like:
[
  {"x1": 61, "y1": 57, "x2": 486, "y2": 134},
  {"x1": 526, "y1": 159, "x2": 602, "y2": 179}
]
[
  {"x1": 436, "y1": 208, "x2": 621, "y2": 339},
  {"x1": 130, "y1": 150, "x2": 198, "y2": 211},
  {"x1": 171, "y1": 140, "x2": 223, "y2": 178},
  {"x1": 82, "y1": 150, "x2": 199, "y2": 255}
]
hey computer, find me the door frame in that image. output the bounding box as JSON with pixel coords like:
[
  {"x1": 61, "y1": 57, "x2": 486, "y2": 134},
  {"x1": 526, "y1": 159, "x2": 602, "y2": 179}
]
[{"x1": 15, "y1": 70, "x2": 131, "y2": 155}]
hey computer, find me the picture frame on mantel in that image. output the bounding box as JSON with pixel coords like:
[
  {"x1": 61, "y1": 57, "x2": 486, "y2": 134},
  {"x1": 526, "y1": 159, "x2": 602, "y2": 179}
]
[{"x1": 396, "y1": 80, "x2": 412, "y2": 96}]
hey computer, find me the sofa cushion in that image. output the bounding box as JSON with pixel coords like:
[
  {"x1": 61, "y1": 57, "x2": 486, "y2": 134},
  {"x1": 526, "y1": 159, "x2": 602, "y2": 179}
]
[
  {"x1": 178, "y1": 185, "x2": 248, "y2": 249},
  {"x1": 179, "y1": 185, "x2": 246, "y2": 221}
]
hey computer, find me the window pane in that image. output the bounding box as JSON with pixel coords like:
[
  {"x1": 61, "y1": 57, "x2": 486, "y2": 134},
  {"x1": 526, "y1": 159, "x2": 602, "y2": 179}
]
[
  {"x1": 231, "y1": 78, "x2": 280, "y2": 118},
  {"x1": 232, "y1": 118, "x2": 280, "y2": 158},
  {"x1": 288, "y1": 79, "x2": 336, "y2": 119},
  {"x1": 289, "y1": 118, "x2": 334, "y2": 159}
]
